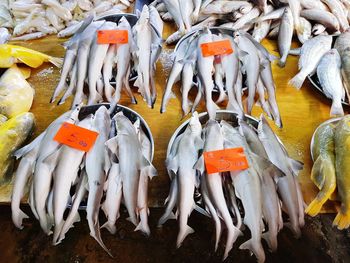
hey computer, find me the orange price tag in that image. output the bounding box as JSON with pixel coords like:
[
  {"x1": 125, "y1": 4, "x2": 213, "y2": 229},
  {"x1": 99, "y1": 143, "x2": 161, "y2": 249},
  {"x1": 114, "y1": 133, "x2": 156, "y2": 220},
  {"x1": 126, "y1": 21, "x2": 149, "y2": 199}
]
[
  {"x1": 203, "y1": 148, "x2": 249, "y2": 174},
  {"x1": 54, "y1": 122, "x2": 99, "y2": 152},
  {"x1": 201, "y1": 39, "x2": 233, "y2": 57},
  {"x1": 97, "y1": 30, "x2": 128, "y2": 44}
]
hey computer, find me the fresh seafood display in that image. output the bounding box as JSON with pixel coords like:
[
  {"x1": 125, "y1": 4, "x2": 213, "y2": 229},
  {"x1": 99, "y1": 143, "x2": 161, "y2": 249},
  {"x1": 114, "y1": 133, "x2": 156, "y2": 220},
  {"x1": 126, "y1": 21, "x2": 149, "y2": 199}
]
[
  {"x1": 161, "y1": 28, "x2": 282, "y2": 128},
  {"x1": 52, "y1": 5, "x2": 163, "y2": 109},
  {"x1": 307, "y1": 115, "x2": 350, "y2": 230},
  {"x1": 159, "y1": 111, "x2": 304, "y2": 262},
  {"x1": 0, "y1": 0, "x2": 133, "y2": 40},
  {"x1": 152, "y1": 0, "x2": 350, "y2": 70},
  {"x1": 11, "y1": 105, "x2": 157, "y2": 256}
]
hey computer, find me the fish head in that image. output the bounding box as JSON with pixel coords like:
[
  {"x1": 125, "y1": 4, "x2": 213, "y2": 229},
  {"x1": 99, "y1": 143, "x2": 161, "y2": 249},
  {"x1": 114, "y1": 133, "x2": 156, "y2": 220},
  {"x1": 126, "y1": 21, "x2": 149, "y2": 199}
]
[
  {"x1": 69, "y1": 103, "x2": 83, "y2": 122},
  {"x1": 204, "y1": 119, "x2": 221, "y2": 137},
  {"x1": 94, "y1": 106, "x2": 111, "y2": 129},
  {"x1": 188, "y1": 111, "x2": 202, "y2": 135},
  {"x1": 114, "y1": 112, "x2": 135, "y2": 135},
  {"x1": 138, "y1": 5, "x2": 150, "y2": 23},
  {"x1": 118, "y1": 16, "x2": 131, "y2": 30},
  {"x1": 257, "y1": 114, "x2": 273, "y2": 140}
]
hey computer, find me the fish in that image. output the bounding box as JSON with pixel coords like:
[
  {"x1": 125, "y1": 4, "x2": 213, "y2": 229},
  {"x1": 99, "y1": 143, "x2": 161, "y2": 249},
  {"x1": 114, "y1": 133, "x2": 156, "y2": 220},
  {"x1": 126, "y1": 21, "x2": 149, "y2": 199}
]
[
  {"x1": 85, "y1": 106, "x2": 111, "y2": 256},
  {"x1": 0, "y1": 112, "x2": 34, "y2": 185},
  {"x1": 306, "y1": 123, "x2": 336, "y2": 216},
  {"x1": 300, "y1": 9, "x2": 340, "y2": 33},
  {"x1": 333, "y1": 116, "x2": 350, "y2": 229},
  {"x1": 32, "y1": 109, "x2": 76, "y2": 235},
  {"x1": 88, "y1": 21, "x2": 117, "y2": 104},
  {"x1": 162, "y1": 0, "x2": 185, "y2": 33},
  {"x1": 321, "y1": 0, "x2": 349, "y2": 32},
  {"x1": 334, "y1": 29, "x2": 350, "y2": 98},
  {"x1": 106, "y1": 113, "x2": 154, "y2": 227},
  {"x1": 289, "y1": 35, "x2": 332, "y2": 89},
  {"x1": 316, "y1": 49, "x2": 345, "y2": 116},
  {"x1": 11, "y1": 133, "x2": 44, "y2": 229},
  {"x1": 0, "y1": 65, "x2": 34, "y2": 118},
  {"x1": 297, "y1": 17, "x2": 312, "y2": 44},
  {"x1": 102, "y1": 44, "x2": 117, "y2": 103},
  {"x1": 0, "y1": 27, "x2": 10, "y2": 44},
  {"x1": 0, "y1": 44, "x2": 62, "y2": 68},
  {"x1": 195, "y1": 120, "x2": 242, "y2": 261},
  {"x1": 278, "y1": 7, "x2": 294, "y2": 67},
  {"x1": 258, "y1": 115, "x2": 304, "y2": 238},
  {"x1": 220, "y1": 121, "x2": 265, "y2": 263},
  {"x1": 166, "y1": 112, "x2": 203, "y2": 247}
]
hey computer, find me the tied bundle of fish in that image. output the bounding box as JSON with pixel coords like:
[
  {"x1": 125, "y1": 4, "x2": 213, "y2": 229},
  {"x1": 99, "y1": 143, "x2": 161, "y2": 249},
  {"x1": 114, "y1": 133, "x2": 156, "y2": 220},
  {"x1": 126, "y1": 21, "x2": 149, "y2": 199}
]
[
  {"x1": 306, "y1": 115, "x2": 350, "y2": 230},
  {"x1": 287, "y1": 29, "x2": 350, "y2": 117},
  {"x1": 151, "y1": 0, "x2": 350, "y2": 67},
  {"x1": 0, "y1": 0, "x2": 133, "y2": 41},
  {"x1": 51, "y1": 5, "x2": 163, "y2": 109},
  {"x1": 159, "y1": 112, "x2": 305, "y2": 263},
  {"x1": 161, "y1": 28, "x2": 283, "y2": 128},
  {"x1": 11, "y1": 105, "x2": 157, "y2": 256}
]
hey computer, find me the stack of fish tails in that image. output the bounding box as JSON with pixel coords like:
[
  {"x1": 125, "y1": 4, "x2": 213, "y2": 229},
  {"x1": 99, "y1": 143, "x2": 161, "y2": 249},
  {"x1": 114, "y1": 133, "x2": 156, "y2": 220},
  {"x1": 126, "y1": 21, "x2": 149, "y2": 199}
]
[
  {"x1": 159, "y1": 112, "x2": 304, "y2": 262},
  {"x1": 52, "y1": 6, "x2": 163, "y2": 109},
  {"x1": 152, "y1": 0, "x2": 350, "y2": 69},
  {"x1": 11, "y1": 106, "x2": 157, "y2": 256},
  {"x1": 306, "y1": 115, "x2": 350, "y2": 230},
  {"x1": 2, "y1": 0, "x2": 133, "y2": 40},
  {"x1": 161, "y1": 29, "x2": 283, "y2": 128},
  {"x1": 289, "y1": 29, "x2": 350, "y2": 116}
]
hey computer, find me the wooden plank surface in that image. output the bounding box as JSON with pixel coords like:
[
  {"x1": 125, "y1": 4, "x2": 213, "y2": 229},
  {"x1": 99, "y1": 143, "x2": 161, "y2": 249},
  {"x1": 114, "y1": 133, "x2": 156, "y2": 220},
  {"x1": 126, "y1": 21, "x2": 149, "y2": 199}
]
[{"x1": 0, "y1": 23, "x2": 338, "y2": 212}]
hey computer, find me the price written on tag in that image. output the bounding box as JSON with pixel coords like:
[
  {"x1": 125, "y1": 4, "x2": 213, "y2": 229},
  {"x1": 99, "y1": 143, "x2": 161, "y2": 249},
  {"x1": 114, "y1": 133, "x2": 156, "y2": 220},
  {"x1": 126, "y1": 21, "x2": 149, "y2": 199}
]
[
  {"x1": 203, "y1": 147, "x2": 249, "y2": 174},
  {"x1": 97, "y1": 30, "x2": 128, "y2": 44},
  {"x1": 54, "y1": 122, "x2": 99, "y2": 152},
  {"x1": 201, "y1": 39, "x2": 233, "y2": 57}
]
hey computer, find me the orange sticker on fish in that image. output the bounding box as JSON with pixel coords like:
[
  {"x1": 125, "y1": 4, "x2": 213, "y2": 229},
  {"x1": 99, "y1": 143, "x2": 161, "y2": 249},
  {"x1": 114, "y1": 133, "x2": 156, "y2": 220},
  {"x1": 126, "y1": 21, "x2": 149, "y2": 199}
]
[
  {"x1": 203, "y1": 148, "x2": 249, "y2": 174},
  {"x1": 97, "y1": 30, "x2": 128, "y2": 44},
  {"x1": 201, "y1": 39, "x2": 233, "y2": 57},
  {"x1": 54, "y1": 122, "x2": 99, "y2": 152}
]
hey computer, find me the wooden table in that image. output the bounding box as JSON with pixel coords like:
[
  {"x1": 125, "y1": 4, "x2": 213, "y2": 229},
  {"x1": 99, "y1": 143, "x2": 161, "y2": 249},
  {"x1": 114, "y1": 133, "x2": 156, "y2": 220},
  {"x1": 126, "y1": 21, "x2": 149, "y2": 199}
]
[{"x1": 0, "y1": 23, "x2": 338, "y2": 213}]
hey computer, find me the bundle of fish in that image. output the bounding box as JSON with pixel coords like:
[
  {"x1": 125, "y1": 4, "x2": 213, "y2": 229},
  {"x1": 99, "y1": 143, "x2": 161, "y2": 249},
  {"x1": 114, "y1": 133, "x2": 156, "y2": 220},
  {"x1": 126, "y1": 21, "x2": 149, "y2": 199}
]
[
  {"x1": 0, "y1": 0, "x2": 134, "y2": 41},
  {"x1": 289, "y1": 29, "x2": 350, "y2": 117},
  {"x1": 11, "y1": 105, "x2": 157, "y2": 256},
  {"x1": 159, "y1": 111, "x2": 304, "y2": 263},
  {"x1": 306, "y1": 115, "x2": 350, "y2": 230},
  {"x1": 161, "y1": 28, "x2": 283, "y2": 128},
  {"x1": 51, "y1": 5, "x2": 163, "y2": 109},
  {"x1": 152, "y1": 0, "x2": 350, "y2": 67}
]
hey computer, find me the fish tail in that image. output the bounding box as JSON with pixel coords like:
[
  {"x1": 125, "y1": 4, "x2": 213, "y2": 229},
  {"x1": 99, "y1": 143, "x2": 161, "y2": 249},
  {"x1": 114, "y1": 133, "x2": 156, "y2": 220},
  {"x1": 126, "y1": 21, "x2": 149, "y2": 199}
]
[
  {"x1": 330, "y1": 100, "x2": 344, "y2": 117},
  {"x1": 176, "y1": 225, "x2": 194, "y2": 248},
  {"x1": 134, "y1": 220, "x2": 151, "y2": 237},
  {"x1": 48, "y1": 56, "x2": 63, "y2": 68},
  {"x1": 214, "y1": 218, "x2": 222, "y2": 252},
  {"x1": 101, "y1": 221, "x2": 117, "y2": 235},
  {"x1": 305, "y1": 199, "x2": 325, "y2": 217},
  {"x1": 284, "y1": 221, "x2": 301, "y2": 238},
  {"x1": 333, "y1": 211, "x2": 350, "y2": 230},
  {"x1": 158, "y1": 211, "x2": 176, "y2": 227},
  {"x1": 239, "y1": 238, "x2": 265, "y2": 263},
  {"x1": 278, "y1": 55, "x2": 287, "y2": 68},
  {"x1": 223, "y1": 226, "x2": 242, "y2": 260},
  {"x1": 12, "y1": 209, "x2": 29, "y2": 230},
  {"x1": 288, "y1": 71, "x2": 307, "y2": 90},
  {"x1": 52, "y1": 221, "x2": 65, "y2": 245},
  {"x1": 262, "y1": 231, "x2": 278, "y2": 252},
  {"x1": 89, "y1": 220, "x2": 113, "y2": 257}
]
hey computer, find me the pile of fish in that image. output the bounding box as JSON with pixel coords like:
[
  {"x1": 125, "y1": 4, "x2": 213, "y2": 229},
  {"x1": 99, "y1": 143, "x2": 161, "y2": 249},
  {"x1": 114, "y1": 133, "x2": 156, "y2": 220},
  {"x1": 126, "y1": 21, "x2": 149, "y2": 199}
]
[
  {"x1": 11, "y1": 105, "x2": 157, "y2": 256},
  {"x1": 52, "y1": 5, "x2": 163, "y2": 109},
  {"x1": 159, "y1": 111, "x2": 304, "y2": 262},
  {"x1": 161, "y1": 28, "x2": 283, "y2": 128},
  {"x1": 152, "y1": 0, "x2": 350, "y2": 67},
  {"x1": 288, "y1": 29, "x2": 350, "y2": 116},
  {"x1": 0, "y1": 0, "x2": 133, "y2": 41},
  {"x1": 306, "y1": 115, "x2": 350, "y2": 230}
]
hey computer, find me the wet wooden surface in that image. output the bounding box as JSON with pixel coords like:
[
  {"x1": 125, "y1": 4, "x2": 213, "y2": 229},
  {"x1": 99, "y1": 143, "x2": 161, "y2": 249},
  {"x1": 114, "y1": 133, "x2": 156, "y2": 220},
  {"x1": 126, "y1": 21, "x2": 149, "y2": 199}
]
[{"x1": 0, "y1": 23, "x2": 341, "y2": 214}]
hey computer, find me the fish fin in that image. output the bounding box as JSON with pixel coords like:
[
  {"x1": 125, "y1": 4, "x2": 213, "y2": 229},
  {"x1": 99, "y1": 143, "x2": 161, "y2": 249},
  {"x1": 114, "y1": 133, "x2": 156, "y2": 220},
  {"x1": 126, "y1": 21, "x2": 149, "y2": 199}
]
[
  {"x1": 134, "y1": 221, "x2": 151, "y2": 237},
  {"x1": 143, "y1": 165, "x2": 157, "y2": 180},
  {"x1": 262, "y1": 232, "x2": 277, "y2": 252},
  {"x1": 42, "y1": 147, "x2": 62, "y2": 165},
  {"x1": 238, "y1": 50, "x2": 249, "y2": 58},
  {"x1": 157, "y1": 211, "x2": 176, "y2": 226},
  {"x1": 105, "y1": 137, "x2": 119, "y2": 155},
  {"x1": 288, "y1": 71, "x2": 307, "y2": 90},
  {"x1": 101, "y1": 221, "x2": 117, "y2": 235},
  {"x1": 289, "y1": 158, "x2": 304, "y2": 176},
  {"x1": 193, "y1": 155, "x2": 205, "y2": 175},
  {"x1": 12, "y1": 210, "x2": 30, "y2": 230},
  {"x1": 166, "y1": 156, "x2": 178, "y2": 174},
  {"x1": 239, "y1": 239, "x2": 265, "y2": 263},
  {"x1": 176, "y1": 225, "x2": 195, "y2": 248},
  {"x1": 250, "y1": 152, "x2": 285, "y2": 179},
  {"x1": 333, "y1": 211, "x2": 350, "y2": 230},
  {"x1": 330, "y1": 100, "x2": 344, "y2": 116},
  {"x1": 194, "y1": 205, "x2": 211, "y2": 218},
  {"x1": 49, "y1": 56, "x2": 63, "y2": 68}
]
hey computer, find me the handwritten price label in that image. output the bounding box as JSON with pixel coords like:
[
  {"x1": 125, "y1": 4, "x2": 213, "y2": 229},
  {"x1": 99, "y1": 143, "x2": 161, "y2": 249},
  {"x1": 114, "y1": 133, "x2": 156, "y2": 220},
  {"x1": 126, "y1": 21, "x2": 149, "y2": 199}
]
[
  {"x1": 201, "y1": 39, "x2": 233, "y2": 57},
  {"x1": 97, "y1": 30, "x2": 128, "y2": 44},
  {"x1": 203, "y1": 147, "x2": 249, "y2": 174},
  {"x1": 54, "y1": 122, "x2": 99, "y2": 152}
]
